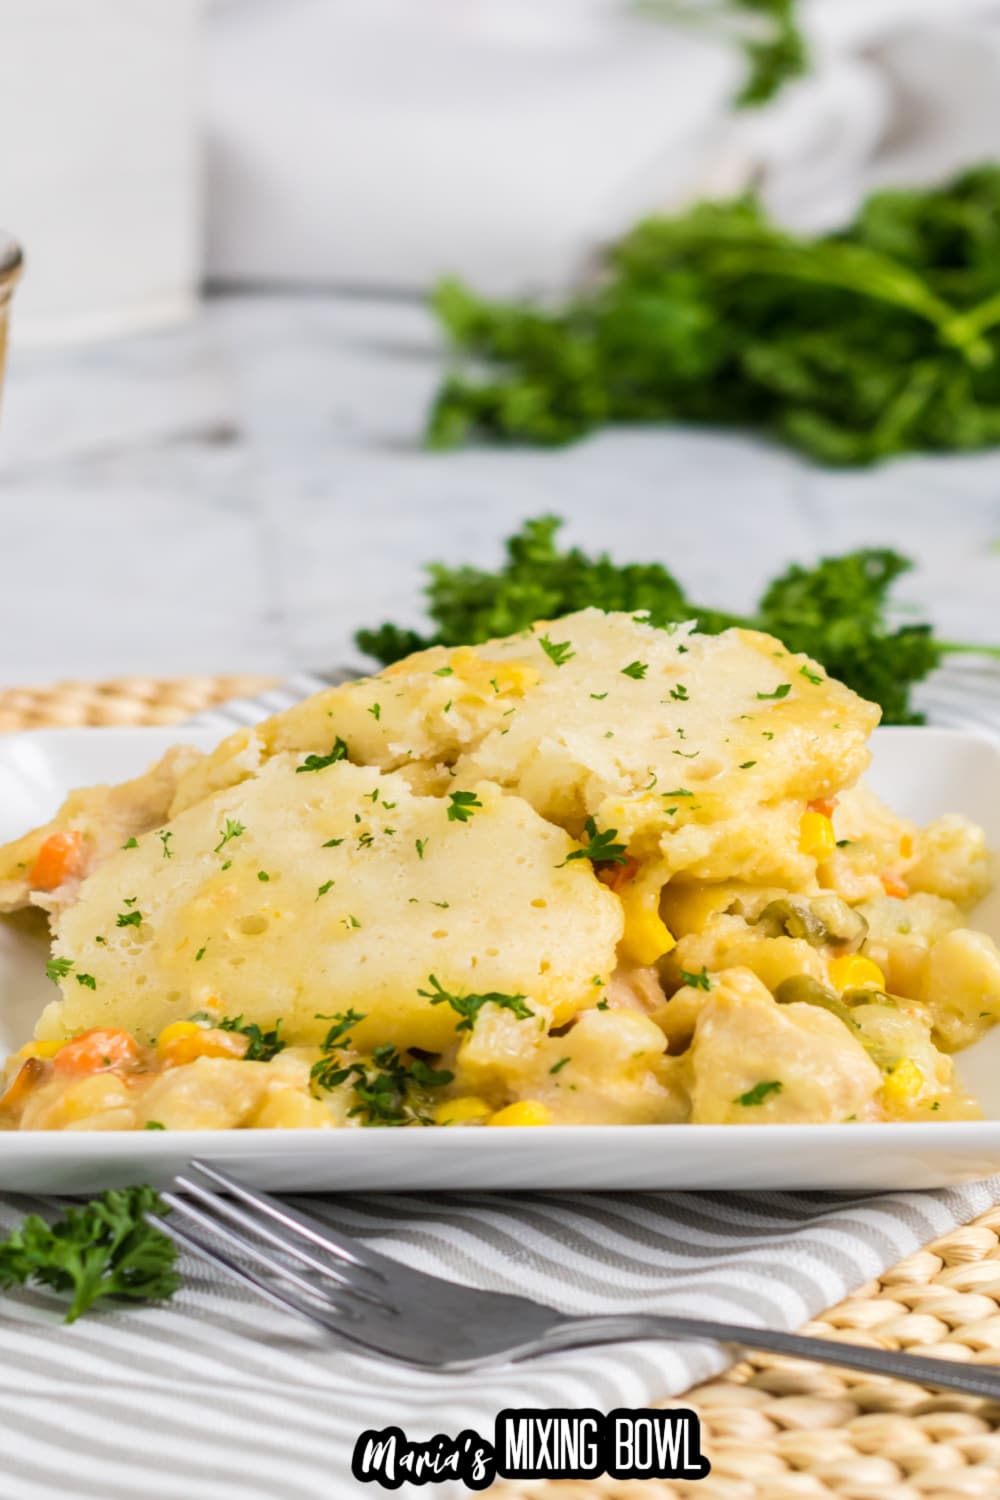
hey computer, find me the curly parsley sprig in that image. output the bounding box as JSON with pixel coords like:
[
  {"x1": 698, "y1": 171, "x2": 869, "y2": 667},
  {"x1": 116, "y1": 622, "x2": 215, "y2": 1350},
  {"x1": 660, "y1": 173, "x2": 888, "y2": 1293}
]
[{"x1": 0, "y1": 1187, "x2": 179, "y2": 1324}]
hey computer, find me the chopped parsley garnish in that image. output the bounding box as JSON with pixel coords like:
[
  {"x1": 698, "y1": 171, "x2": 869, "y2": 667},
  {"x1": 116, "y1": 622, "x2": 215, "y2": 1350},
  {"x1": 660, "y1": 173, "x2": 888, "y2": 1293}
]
[
  {"x1": 756, "y1": 683, "x2": 791, "y2": 701},
  {"x1": 144, "y1": 1122, "x2": 165, "y2": 1131},
  {"x1": 596, "y1": 998, "x2": 610, "y2": 1011},
  {"x1": 75, "y1": 974, "x2": 97, "y2": 990},
  {"x1": 415, "y1": 838, "x2": 428, "y2": 860},
  {"x1": 322, "y1": 837, "x2": 344, "y2": 848},
  {"x1": 0, "y1": 1186, "x2": 179, "y2": 1323},
  {"x1": 669, "y1": 684, "x2": 688, "y2": 700},
  {"x1": 739, "y1": 760, "x2": 757, "y2": 770},
  {"x1": 122, "y1": 837, "x2": 138, "y2": 850},
  {"x1": 115, "y1": 909, "x2": 143, "y2": 929},
  {"x1": 418, "y1": 974, "x2": 533, "y2": 1032},
  {"x1": 194, "y1": 946, "x2": 206, "y2": 962},
  {"x1": 799, "y1": 666, "x2": 823, "y2": 685},
  {"x1": 357, "y1": 832, "x2": 374, "y2": 849},
  {"x1": 549, "y1": 1056, "x2": 571, "y2": 1075},
  {"x1": 735, "y1": 1079, "x2": 783, "y2": 1107},
  {"x1": 213, "y1": 819, "x2": 245, "y2": 854},
  {"x1": 296, "y1": 737, "x2": 349, "y2": 774},
  {"x1": 539, "y1": 634, "x2": 574, "y2": 667},
  {"x1": 343, "y1": 914, "x2": 362, "y2": 930},
  {"x1": 257, "y1": 870, "x2": 270, "y2": 882},
  {"x1": 590, "y1": 691, "x2": 608, "y2": 700},
  {"x1": 368, "y1": 703, "x2": 381, "y2": 720},
  {"x1": 680, "y1": 967, "x2": 712, "y2": 992},
  {"x1": 45, "y1": 957, "x2": 74, "y2": 983},
  {"x1": 559, "y1": 817, "x2": 628, "y2": 868},
  {"x1": 433, "y1": 666, "x2": 453, "y2": 677},
  {"x1": 446, "y1": 790, "x2": 483, "y2": 823},
  {"x1": 221, "y1": 1016, "x2": 284, "y2": 1062},
  {"x1": 621, "y1": 660, "x2": 648, "y2": 680},
  {"x1": 316, "y1": 880, "x2": 335, "y2": 898},
  {"x1": 310, "y1": 1010, "x2": 451, "y2": 1124},
  {"x1": 158, "y1": 831, "x2": 173, "y2": 859}
]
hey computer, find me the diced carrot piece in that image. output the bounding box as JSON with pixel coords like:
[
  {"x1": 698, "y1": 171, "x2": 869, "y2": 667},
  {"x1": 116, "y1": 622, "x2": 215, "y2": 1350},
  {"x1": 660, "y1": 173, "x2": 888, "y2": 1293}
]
[
  {"x1": 28, "y1": 830, "x2": 85, "y2": 892},
  {"x1": 807, "y1": 797, "x2": 838, "y2": 819},
  {"x1": 601, "y1": 856, "x2": 639, "y2": 893},
  {"x1": 881, "y1": 872, "x2": 910, "y2": 899},
  {"x1": 53, "y1": 1028, "x2": 142, "y2": 1076}
]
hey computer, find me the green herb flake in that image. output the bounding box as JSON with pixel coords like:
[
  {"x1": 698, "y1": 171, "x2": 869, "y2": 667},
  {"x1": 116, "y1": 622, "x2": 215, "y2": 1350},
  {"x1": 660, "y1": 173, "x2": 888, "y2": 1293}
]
[
  {"x1": 316, "y1": 880, "x2": 335, "y2": 899},
  {"x1": 213, "y1": 819, "x2": 245, "y2": 854},
  {"x1": 622, "y1": 660, "x2": 648, "y2": 680},
  {"x1": 446, "y1": 790, "x2": 483, "y2": 823},
  {"x1": 549, "y1": 1056, "x2": 571, "y2": 1075},
  {"x1": 122, "y1": 837, "x2": 138, "y2": 850},
  {"x1": 418, "y1": 975, "x2": 533, "y2": 1032},
  {"x1": 45, "y1": 957, "x2": 74, "y2": 983},
  {"x1": 756, "y1": 683, "x2": 791, "y2": 701},
  {"x1": 158, "y1": 831, "x2": 173, "y2": 859},
  {"x1": 539, "y1": 634, "x2": 575, "y2": 667},
  {"x1": 115, "y1": 909, "x2": 142, "y2": 929},
  {"x1": 680, "y1": 966, "x2": 712, "y2": 992},
  {"x1": 559, "y1": 817, "x2": 628, "y2": 868},
  {"x1": 296, "y1": 738, "x2": 349, "y2": 774},
  {"x1": 735, "y1": 1080, "x2": 783, "y2": 1107},
  {"x1": 75, "y1": 973, "x2": 97, "y2": 990}
]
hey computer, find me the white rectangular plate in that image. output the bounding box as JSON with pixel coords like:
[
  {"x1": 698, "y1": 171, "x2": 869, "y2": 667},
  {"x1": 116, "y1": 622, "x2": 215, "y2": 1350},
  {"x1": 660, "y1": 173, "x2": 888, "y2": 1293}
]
[{"x1": 2, "y1": 725, "x2": 1000, "y2": 1194}]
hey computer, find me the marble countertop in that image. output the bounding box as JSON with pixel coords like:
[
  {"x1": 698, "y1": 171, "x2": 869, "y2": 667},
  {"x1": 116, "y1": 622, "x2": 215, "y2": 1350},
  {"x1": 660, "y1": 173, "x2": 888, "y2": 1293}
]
[{"x1": 1, "y1": 292, "x2": 999, "y2": 691}]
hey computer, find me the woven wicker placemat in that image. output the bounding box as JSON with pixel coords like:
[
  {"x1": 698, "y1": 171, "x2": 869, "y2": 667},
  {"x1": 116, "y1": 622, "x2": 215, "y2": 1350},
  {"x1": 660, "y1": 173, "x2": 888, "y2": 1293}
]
[
  {"x1": 4, "y1": 673, "x2": 1000, "y2": 1499},
  {"x1": 0, "y1": 672, "x2": 277, "y2": 733}
]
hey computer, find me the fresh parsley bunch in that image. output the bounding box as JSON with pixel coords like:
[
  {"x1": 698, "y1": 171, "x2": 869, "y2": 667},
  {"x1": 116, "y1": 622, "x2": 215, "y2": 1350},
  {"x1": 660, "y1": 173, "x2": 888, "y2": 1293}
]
[
  {"x1": 0, "y1": 1186, "x2": 179, "y2": 1323},
  {"x1": 355, "y1": 515, "x2": 999, "y2": 725},
  {"x1": 427, "y1": 167, "x2": 1000, "y2": 466}
]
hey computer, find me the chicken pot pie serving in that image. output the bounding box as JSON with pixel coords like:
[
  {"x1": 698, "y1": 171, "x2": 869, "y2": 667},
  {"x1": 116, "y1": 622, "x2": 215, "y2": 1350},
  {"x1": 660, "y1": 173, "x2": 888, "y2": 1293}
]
[{"x1": 1, "y1": 609, "x2": 997, "y2": 1132}]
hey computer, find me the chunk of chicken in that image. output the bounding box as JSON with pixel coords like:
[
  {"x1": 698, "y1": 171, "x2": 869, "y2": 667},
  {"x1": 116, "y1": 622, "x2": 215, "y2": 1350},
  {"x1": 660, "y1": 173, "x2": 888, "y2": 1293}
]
[{"x1": 688, "y1": 967, "x2": 882, "y2": 1124}]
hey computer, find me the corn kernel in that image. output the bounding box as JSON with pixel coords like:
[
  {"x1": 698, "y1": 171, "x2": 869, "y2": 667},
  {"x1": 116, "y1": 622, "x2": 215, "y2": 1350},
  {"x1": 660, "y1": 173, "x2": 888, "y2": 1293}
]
[
  {"x1": 158, "y1": 1021, "x2": 247, "y2": 1067},
  {"x1": 448, "y1": 648, "x2": 540, "y2": 698},
  {"x1": 434, "y1": 1096, "x2": 492, "y2": 1126},
  {"x1": 880, "y1": 1058, "x2": 924, "y2": 1108},
  {"x1": 899, "y1": 834, "x2": 914, "y2": 859},
  {"x1": 799, "y1": 810, "x2": 837, "y2": 860},
  {"x1": 829, "y1": 954, "x2": 886, "y2": 992},
  {"x1": 254, "y1": 1090, "x2": 334, "y2": 1129},
  {"x1": 488, "y1": 1100, "x2": 551, "y2": 1127},
  {"x1": 16, "y1": 1039, "x2": 64, "y2": 1062},
  {"x1": 619, "y1": 883, "x2": 676, "y2": 966}
]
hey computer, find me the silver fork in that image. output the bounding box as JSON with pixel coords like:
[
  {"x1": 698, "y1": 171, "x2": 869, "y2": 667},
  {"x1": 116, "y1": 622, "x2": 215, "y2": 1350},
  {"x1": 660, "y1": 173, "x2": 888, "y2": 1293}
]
[{"x1": 148, "y1": 1161, "x2": 1000, "y2": 1398}]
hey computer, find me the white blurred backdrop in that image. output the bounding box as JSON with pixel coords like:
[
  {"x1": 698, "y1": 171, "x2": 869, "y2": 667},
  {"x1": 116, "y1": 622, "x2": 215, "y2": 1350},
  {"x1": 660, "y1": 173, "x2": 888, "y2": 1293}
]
[{"x1": 3, "y1": 0, "x2": 1000, "y2": 342}]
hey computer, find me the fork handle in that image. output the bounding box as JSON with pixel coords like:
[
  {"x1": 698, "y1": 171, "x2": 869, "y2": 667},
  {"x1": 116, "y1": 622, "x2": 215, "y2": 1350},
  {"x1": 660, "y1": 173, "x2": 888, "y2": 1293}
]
[{"x1": 539, "y1": 1314, "x2": 1000, "y2": 1402}]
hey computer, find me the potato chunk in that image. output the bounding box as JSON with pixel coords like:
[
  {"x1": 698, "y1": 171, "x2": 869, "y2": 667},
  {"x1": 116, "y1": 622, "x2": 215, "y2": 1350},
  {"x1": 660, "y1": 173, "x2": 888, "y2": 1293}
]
[
  {"x1": 40, "y1": 761, "x2": 622, "y2": 1053},
  {"x1": 688, "y1": 968, "x2": 882, "y2": 1123},
  {"x1": 919, "y1": 927, "x2": 1000, "y2": 1051}
]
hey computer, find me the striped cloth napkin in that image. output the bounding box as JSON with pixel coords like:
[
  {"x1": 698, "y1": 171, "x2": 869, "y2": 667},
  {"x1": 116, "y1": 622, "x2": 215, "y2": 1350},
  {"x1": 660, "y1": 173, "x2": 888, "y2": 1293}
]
[{"x1": 2, "y1": 661, "x2": 1000, "y2": 1500}]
